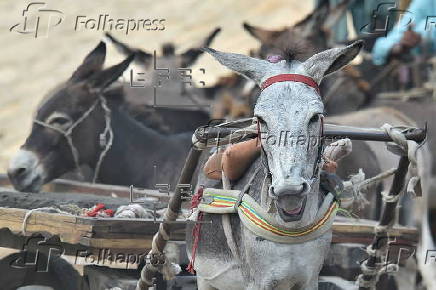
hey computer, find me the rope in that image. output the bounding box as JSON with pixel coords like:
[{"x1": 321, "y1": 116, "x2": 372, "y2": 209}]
[
  {"x1": 33, "y1": 94, "x2": 114, "y2": 184},
  {"x1": 357, "y1": 246, "x2": 379, "y2": 289},
  {"x1": 381, "y1": 123, "x2": 421, "y2": 197},
  {"x1": 355, "y1": 123, "x2": 422, "y2": 289},
  {"x1": 381, "y1": 190, "x2": 400, "y2": 203},
  {"x1": 114, "y1": 204, "x2": 154, "y2": 219},
  {"x1": 358, "y1": 168, "x2": 397, "y2": 191},
  {"x1": 186, "y1": 187, "x2": 204, "y2": 274},
  {"x1": 93, "y1": 96, "x2": 114, "y2": 183},
  {"x1": 22, "y1": 207, "x2": 72, "y2": 235}
]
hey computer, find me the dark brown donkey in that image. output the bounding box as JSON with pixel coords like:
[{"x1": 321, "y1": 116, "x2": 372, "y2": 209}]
[
  {"x1": 244, "y1": 5, "x2": 436, "y2": 177},
  {"x1": 242, "y1": 0, "x2": 386, "y2": 115},
  {"x1": 8, "y1": 42, "x2": 194, "y2": 192},
  {"x1": 105, "y1": 27, "x2": 221, "y2": 108}
]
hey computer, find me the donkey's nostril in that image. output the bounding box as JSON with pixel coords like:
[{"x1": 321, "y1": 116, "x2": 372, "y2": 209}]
[
  {"x1": 301, "y1": 182, "x2": 309, "y2": 194},
  {"x1": 16, "y1": 167, "x2": 27, "y2": 176},
  {"x1": 9, "y1": 167, "x2": 28, "y2": 179}
]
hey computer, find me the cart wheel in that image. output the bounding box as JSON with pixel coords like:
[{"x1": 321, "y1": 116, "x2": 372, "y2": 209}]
[{"x1": 0, "y1": 252, "x2": 87, "y2": 290}]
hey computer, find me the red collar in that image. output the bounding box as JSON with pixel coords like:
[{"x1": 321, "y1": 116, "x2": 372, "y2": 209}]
[{"x1": 260, "y1": 74, "x2": 320, "y2": 95}]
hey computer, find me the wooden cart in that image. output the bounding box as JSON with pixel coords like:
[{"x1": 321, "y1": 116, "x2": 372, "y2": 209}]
[{"x1": 0, "y1": 175, "x2": 419, "y2": 290}]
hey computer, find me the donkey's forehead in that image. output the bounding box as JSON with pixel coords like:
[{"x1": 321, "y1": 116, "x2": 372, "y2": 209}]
[
  {"x1": 262, "y1": 59, "x2": 302, "y2": 78},
  {"x1": 36, "y1": 83, "x2": 89, "y2": 118},
  {"x1": 254, "y1": 80, "x2": 323, "y2": 120}
]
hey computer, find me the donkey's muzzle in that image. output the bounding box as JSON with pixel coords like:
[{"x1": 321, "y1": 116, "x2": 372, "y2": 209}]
[
  {"x1": 273, "y1": 181, "x2": 310, "y2": 197},
  {"x1": 272, "y1": 181, "x2": 310, "y2": 222},
  {"x1": 7, "y1": 149, "x2": 44, "y2": 192}
]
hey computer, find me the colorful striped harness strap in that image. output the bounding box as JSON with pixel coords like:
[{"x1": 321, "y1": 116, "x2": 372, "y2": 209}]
[{"x1": 198, "y1": 188, "x2": 338, "y2": 244}]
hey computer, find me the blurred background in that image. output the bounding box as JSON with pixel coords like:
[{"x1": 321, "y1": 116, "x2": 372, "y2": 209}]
[{"x1": 0, "y1": 0, "x2": 312, "y2": 171}]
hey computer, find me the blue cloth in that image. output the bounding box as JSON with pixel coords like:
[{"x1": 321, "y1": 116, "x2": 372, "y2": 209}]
[
  {"x1": 372, "y1": 0, "x2": 436, "y2": 65},
  {"x1": 314, "y1": 0, "x2": 387, "y2": 43}
]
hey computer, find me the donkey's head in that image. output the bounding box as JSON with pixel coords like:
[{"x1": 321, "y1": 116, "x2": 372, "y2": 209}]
[
  {"x1": 8, "y1": 42, "x2": 133, "y2": 192},
  {"x1": 105, "y1": 27, "x2": 221, "y2": 68},
  {"x1": 243, "y1": 0, "x2": 350, "y2": 58},
  {"x1": 205, "y1": 40, "x2": 362, "y2": 225}
]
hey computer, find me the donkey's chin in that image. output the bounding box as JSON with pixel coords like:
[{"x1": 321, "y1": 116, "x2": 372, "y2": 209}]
[
  {"x1": 12, "y1": 173, "x2": 44, "y2": 193},
  {"x1": 276, "y1": 196, "x2": 307, "y2": 222}
]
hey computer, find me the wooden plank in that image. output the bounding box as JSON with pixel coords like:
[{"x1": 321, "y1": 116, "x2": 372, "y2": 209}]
[
  {"x1": 0, "y1": 207, "x2": 186, "y2": 250},
  {"x1": 0, "y1": 174, "x2": 171, "y2": 201},
  {"x1": 331, "y1": 218, "x2": 418, "y2": 245},
  {"x1": 0, "y1": 206, "x2": 418, "y2": 251},
  {"x1": 0, "y1": 187, "x2": 151, "y2": 210},
  {"x1": 79, "y1": 237, "x2": 153, "y2": 249},
  {"x1": 332, "y1": 220, "x2": 417, "y2": 236},
  {"x1": 0, "y1": 208, "x2": 92, "y2": 244}
]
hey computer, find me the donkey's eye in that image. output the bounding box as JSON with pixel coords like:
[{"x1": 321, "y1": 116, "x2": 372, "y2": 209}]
[
  {"x1": 50, "y1": 117, "x2": 69, "y2": 125},
  {"x1": 46, "y1": 114, "x2": 72, "y2": 128},
  {"x1": 309, "y1": 114, "x2": 320, "y2": 124},
  {"x1": 257, "y1": 117, "x2": 267, "y2": 128}
]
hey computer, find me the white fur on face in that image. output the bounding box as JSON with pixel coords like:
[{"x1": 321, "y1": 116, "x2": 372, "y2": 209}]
[{"x1": 8, "y1": 149, "x2": 46, "y2": 192}]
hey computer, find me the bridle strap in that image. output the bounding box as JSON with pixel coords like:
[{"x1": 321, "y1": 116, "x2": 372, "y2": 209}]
[
  {"x1": 33, "y1": 94, "x2": 113, "y2": 183},
  {"x1": 260, "y1": 74, "x2": 320, "y2": 95}
]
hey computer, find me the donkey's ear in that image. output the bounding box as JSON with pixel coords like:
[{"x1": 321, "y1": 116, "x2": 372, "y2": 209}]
[
  {"x1": 204, "y1": 48, "x2": 269, "y2": 85},
  {"x1": 180, "y1": 27, "x2": 221, "y2": 67},
  {"x1": 243, "y1": 22, "x2": 283, "y2": 44},
  {"x1": 71, "y1": 42, "x2": 106, "y2": 82},
  {"x1": 105, "y1": 32, "x2": 153, "y2": 66},
  {"x1": 302, "y1": 40, "x2": 363, "y2": 84},
  {"x1": 89, "y1": 54, "x2": 134, "y2": 89}
]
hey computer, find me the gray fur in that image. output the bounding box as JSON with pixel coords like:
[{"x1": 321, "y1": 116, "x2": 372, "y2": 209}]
[
  {"x1": 301, "y1": 40, "x2": 363, "y2": 84},
  {"x1": 187, "y1": 43, "x2": 363, "y2": 289}
]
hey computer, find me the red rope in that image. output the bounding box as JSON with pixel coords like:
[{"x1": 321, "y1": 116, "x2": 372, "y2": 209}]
[
  {"x1": 85, "y1": 203, "x2": 114, "y2": 217},
  {"x1": 186, "y1": 187, "x2": 204, "y2": 274},
  {"x1": 190, "y1": 186, "x2": 204, "y2": 208}
]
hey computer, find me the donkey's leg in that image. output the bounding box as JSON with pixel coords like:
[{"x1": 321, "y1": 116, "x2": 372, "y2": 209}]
[{"x1": 197, "y1": 276, "x2": 218, "y2": 290}]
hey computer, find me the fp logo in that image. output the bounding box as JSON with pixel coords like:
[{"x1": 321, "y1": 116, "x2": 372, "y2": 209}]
[
  {"x1": 10, "y1": 2, "x2": 64, "y2": 38},
  {"x1": 360, "y1": 2, "x2": 413, "y2": 37},
  {"x1": 10, "y1": 236, "x2": 64, "y2": 272}
]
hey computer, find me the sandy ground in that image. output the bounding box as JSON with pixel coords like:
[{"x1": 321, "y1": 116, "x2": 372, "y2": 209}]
[{"x1": 0, "y1": 0, "x2": 312, "y2": 172}]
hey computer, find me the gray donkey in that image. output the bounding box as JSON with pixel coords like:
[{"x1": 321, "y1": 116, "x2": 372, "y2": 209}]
[{"x1": 186, "y1": 41, "x2": 363, "y2": 290}]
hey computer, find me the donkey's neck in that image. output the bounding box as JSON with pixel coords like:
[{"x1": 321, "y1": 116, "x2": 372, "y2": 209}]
[{"x1": 95, "y1": 106, "x2": 192, "y2": 188}]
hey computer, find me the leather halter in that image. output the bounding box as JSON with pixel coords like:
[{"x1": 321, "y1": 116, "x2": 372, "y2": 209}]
[{"x1": 261, "y1": 74, "x2": 320, "y2": 95}]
